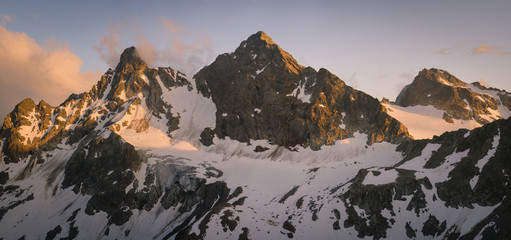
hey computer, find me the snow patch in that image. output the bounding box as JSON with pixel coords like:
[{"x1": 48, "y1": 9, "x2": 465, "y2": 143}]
[
  {"x1": 256, "y1": 62, "x2": 270, "y2": 75},
  {"x1": 438, "y1": 76, "x2": 453, "y2": 86},
  {"x1": 362, "y1": 168, "x2": 399, "y2": 185},
  {"x1": 470, "y1": 129, "x2": 500, "y2": 188}
]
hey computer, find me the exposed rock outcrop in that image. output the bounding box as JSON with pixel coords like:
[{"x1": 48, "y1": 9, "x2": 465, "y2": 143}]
[
  {"x1": 395, "y1": 68, "x2": 510, "y2": 124},
  {"x1": 0, "y1": 47, "x2": 190, "y2": 166},
  {"x1": 195, "y1": 31, "x2": 411, "y2": 150}
]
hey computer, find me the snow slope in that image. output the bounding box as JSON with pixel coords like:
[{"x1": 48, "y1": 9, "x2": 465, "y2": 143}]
[
  {"x1": 383, "y1": 103, "x2": 481, "y2": 139},
  {"x1": 3, "y1": 93, "x2": 506, "y2": 239},
  {"x1": 1, "y1": 44, "x2": 510, "y2": 239}
]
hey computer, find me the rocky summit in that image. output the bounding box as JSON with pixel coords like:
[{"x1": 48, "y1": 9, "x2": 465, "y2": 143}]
[
  {"x1": 395, "y1": 68, "x2": 511, "y2": 124},
  {"x1": 195, "y1": 31, "x2": 411, "y2": 150},
  {"x1": 1, "y1": 32, "x2": 511, "y2": 240}
]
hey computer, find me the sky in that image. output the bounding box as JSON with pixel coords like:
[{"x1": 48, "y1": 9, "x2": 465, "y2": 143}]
[{"x1": 1, "y1": 0, "x2": 510, "y2": 121}]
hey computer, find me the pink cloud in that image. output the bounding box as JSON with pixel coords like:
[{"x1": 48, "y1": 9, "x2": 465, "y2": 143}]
[
  {"x1": 433, "y1": 40, "x2": 471, "y2": 55},
  {"x1": 472, "y1": 44, "x2": 509, "y2": 55},
  {"x1": 0, "y1": 25, "x2": 101, "y2": 120},
  {"x1": 159, "y1": 16, "x2": 184, "y2": 34},
  {"x1": 94, "y1": 17, "x2": 214, "y2": 76},
  {"x1": 94, "y1": 21, "x2": 125, "y2": 68},
  {"x1": 0, "y1": 14, "x2": 14, "y2": 26}
]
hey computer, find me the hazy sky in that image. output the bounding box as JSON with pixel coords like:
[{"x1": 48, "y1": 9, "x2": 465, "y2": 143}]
[{"x1": 1, "y1": 0, "x2": 510, "y2": 120}]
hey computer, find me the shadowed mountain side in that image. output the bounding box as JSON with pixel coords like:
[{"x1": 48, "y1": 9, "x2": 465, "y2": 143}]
[{"x1": 195, "y1": 31, "x2": 411, "y2": 150}]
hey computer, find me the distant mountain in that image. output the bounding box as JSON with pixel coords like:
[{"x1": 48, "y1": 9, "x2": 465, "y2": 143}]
[
  {"x1": 384, "y1": 68, "x2": 511, "y2": 139},
  {"x1": 1, "y1": 32, "x2": 510, "y2": 240}
]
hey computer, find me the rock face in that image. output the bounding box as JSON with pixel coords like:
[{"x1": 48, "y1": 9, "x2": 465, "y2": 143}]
[
  {"x1": 0, "y1": 46, "x2": 237, "y2": 238},
  {"x1": 0, "y1": 47, "x2": 190, "y2": 165},
  {"x1": 395, "y1": 68, "x2": 511, "y2": 124},
  {"x1": 195, "y1": 31, "x2": 411, "y2": 149},
  {"x1": 1, "y1": 32, "x2": 511, "y2": 240}
]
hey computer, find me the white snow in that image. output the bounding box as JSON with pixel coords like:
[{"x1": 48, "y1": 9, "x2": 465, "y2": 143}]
[
  {"x1": 477, "y1": 80, "x2": 490, "y2": 88},
  {"x1": 296, "y1": 87, "x2": 311, "y2": 103},
  {"x1": 385, "y1": 85, "x2": 510, "y2": 140},
  {"x1": 468, "y1": 83, "x2": 511, "y2": 120},
  {"x1": 464, "y1": 131, "x2": 470, "y2": 138},
  {"x1": 463, "y1": 98, "x2": 472, "y2": 111},
  {"x1": 286, "y1": 77, "x2": 313, "y2": 103},
  {"x1": 383, "y1": 103, "x2": 481, "y2": 139},
  {"x1": 437, "y1": 76, "x2": 453, "y2": 86},
  {"x1": 470, "y1": 129, "x2": 500, "y2": 189},
  {"x1": 256, "y1": 62, "x2": 270, "y2": 75},
  {"x1": 140, "y1": 74, "x2": 149, "y2": 84},
  {"x1": 362, "y1": 168, "x2": 399, "y2": 185},
  {"x1": 17, "y1": 109, "x2": 46, "y2": 145},
  {"x1": 2, "y1": 65, "x2": 508, "y2": 240}
]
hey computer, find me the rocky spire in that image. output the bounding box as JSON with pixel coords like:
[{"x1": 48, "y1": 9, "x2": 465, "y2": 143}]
[
  {"x1": 115, "y1": 46, "x2": 146, "y2": 72},
  {"x1": 246, "y1": 31, "x2": 276, "y2": 45},
  {"x1": 235, "y1": 31, "x2": 302, "y2": 75}
]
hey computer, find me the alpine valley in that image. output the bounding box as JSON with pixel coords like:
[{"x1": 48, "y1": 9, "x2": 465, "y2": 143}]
[{"x1": 1, "y1": 31, "x2": 510, "y2": 240}]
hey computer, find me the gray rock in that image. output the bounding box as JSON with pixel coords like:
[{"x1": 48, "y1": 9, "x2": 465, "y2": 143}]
[
  {"x1": 195, "y1": 31, "x2": 411, "y2": 150},
  {"x1": 396, "y1": 68, "x2": 505, "y2": 124}
]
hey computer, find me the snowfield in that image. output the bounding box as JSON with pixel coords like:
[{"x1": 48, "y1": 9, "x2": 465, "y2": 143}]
[
  {"x1": 1, "y1": 55, "x2": 509, "y2": 239},
  {"x1": 383, "y1": 103, "x2": 481, "y2": 139}
]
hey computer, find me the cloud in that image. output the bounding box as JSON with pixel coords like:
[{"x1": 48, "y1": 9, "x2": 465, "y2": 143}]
[
  {"x1": 94, "y1": 17, "x2": 214, "y2": 77},
  {"x1": 94, "y1": 21, "x2": 124, "y2": 68},
  {"x1": 434, "y1": 47, "x2": 453, "y2": 55},
  {"x1": 159, "y1": 17, "x2": 184, "y2": 34},
  {"x1": 152, "y1": 17, "x2": 214, "y2": 76},
  {"x1": 472, "y1": 44, "x2": 509, "y2": 55},
  {"x1": 433, "y1": 40, "x2": 470, "y2": 55},
  {"x1": 1, "y1": 14, "x2": 14, "y2": 26},
  {"x1": 0, "y1": 25, "x2": 101, "y2": 121},
  {"x1": 135, "y1": 33, "x2": 160, "y2": 67}
]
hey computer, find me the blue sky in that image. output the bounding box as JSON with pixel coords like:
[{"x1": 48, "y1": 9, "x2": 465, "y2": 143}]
[{"x1": 1, "y1": 0, "x2": 510, "y2": 119}]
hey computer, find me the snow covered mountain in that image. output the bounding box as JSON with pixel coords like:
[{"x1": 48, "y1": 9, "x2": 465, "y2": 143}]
[
  {"x1": 1, "y1": 32, "x2": 510, "y2": 240},
  {"x1": 384, "y1": 68, "x2": 511, "y2": 139}
]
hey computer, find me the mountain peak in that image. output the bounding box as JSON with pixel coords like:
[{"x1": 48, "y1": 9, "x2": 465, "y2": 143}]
[
  {"x1": 232, "y1": 31, "x2": 302, "y2": 76},
  {"x1": 395, "y1": 68, "x2": 508, "y2": 124},
  {"x1": 417, "y1": 68, "x2": 466, "y2": 87},
  {"x1": 115, "y1": 46, "x2": 146, "y2": 72},
  {"x1": 246, "y1": 31, "x2": 275, "y2": 45},
  {"x1": 194, "y1": 31, "x2": 411, "y2": 149}
]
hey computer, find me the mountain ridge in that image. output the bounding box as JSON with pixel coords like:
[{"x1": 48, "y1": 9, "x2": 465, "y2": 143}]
[
  {"x1": 195, "y1": 31, "x2": 411, "y2": 150},
  {"x1": 384, "y1": 68, "x2": 511, "y2": 139},
  {"x1": 1, "y1": 31, "x2": 510, "y2": 240},
  {"x1": 395, "y1": 68, "x2": 511, "y2": 124}
]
